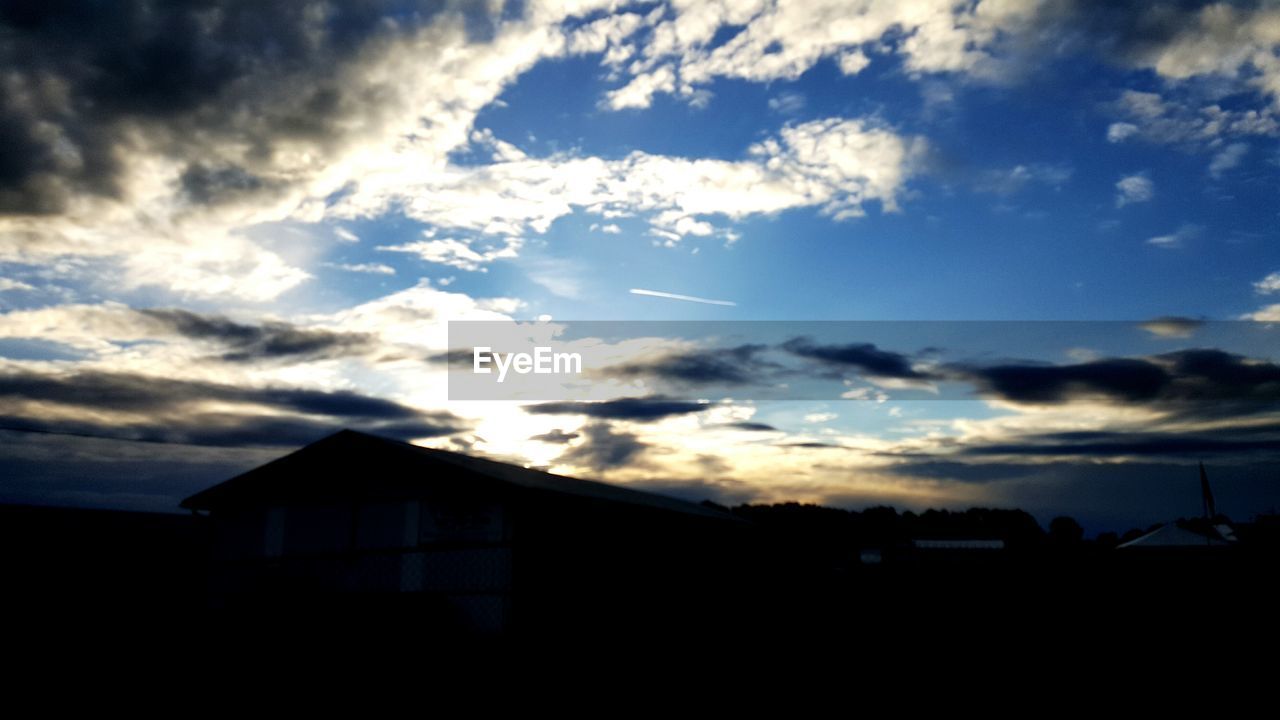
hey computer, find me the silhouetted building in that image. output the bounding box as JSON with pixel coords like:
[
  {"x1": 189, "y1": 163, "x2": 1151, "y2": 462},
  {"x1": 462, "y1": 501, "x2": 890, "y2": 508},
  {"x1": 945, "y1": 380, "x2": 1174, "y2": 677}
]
[
  {"x1": 1116, "y1": 521, "x2": 1233, "y2": 549},
  {"x1": 180, "y1": 429, "x2": 746, "y2": 635}
]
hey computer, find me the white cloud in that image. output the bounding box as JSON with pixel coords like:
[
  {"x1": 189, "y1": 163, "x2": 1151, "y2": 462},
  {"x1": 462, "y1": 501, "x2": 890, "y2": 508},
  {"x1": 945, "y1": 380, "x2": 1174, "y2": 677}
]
[
  {"x1": 333, "y1": 228, "x2": 361, "y2": 244},
  {"x1": 323, "y1": 262, "x2": 396, "y2": 275},
  {"x1": 1255, "y1": 271, "x2": 1280, "y2": 295},
  {"x1": 1247, "y1": 304, "x2": 1280, "y2": 321},
  {"x1": 0, "y1": 278, "x2": 35, "y2": 292},
  {"x1": 338, "y1": 117, "x2": 926, "y2": 245},
  {"x1": 605, "y1": 64, "x2": 678, "y2": 110},
  {"x1": 1115, "y1": 174, "x2": 1154, "y2": 207},
  {"x1": 1106, "y1": 122, "x2": 1140, "y2": 143},
  {"x1": 1106, "y1": 90, "x2": 1279, "y2": 149},
  {"x1": 978, "y1": 163, "x2": 1072, "y2": 195},
  {"x1": 593, "y1": 0, "x2": 1049, "y2": 111},
  {"x1": 838, "y1": 49, "x2": 871, "y2": 76},
  {"x1": 1146, "y1": 224, "x2": 1199, "y2": 249},
  {"x1": 1209, "y1": 142, "x2": 1248, "y2": 178},
  {"x1": 377, "y1": 236, "x2": 524, "y2": 272},
  {"x1": 768, "y1": 92, "x2": 806, "y2": 114},
  {"x1": 566, "y1": 12, "x2": 648, "y2": 59}
]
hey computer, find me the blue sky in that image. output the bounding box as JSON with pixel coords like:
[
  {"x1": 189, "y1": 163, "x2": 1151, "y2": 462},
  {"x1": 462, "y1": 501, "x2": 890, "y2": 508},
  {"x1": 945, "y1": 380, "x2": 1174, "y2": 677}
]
[{"x1": 2, "y1": 1, "x2": 1280, "y2": 532}]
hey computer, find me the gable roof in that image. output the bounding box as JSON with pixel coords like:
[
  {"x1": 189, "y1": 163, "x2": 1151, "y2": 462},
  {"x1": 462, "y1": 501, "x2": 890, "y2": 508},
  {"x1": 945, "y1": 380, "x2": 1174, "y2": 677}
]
[
  {"x1": 180, "y1": 429, "x2": 735, "y2": 521},
  {"x1": 1116, "y1": 522, "x2": 1230, "y2": 549}
]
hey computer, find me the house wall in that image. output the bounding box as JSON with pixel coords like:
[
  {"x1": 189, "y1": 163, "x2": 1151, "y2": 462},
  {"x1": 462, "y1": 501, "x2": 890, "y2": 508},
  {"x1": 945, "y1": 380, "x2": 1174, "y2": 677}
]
[{"x1": 209, "y1": 494, "x2": 513, "y2": 633}]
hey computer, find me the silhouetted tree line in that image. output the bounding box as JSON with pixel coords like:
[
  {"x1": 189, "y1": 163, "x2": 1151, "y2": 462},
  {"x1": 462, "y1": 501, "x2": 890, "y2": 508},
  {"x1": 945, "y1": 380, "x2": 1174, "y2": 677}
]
[
  {"x1": 703, "y1": 501, "x2": 1050, "y2": 554},
  {"x1": 703, "y1": 501, "x2": 1280, "y2": 553}
]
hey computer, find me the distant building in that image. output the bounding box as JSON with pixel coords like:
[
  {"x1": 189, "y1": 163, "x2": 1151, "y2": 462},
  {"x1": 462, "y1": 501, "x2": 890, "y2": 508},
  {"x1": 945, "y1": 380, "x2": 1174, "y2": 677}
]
[
  {"x1": 181, "y1": 429, "x2": 745, "y2": 635},
  {"x1": 1116, "y1": 522, "x2": 1233, "y2": 549}
]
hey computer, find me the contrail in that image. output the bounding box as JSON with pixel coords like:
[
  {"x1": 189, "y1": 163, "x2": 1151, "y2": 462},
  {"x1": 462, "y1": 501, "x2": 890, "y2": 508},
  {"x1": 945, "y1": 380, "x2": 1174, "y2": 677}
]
[{"x1": 630, "y1": 288, "x2": 737, "y2": 306}]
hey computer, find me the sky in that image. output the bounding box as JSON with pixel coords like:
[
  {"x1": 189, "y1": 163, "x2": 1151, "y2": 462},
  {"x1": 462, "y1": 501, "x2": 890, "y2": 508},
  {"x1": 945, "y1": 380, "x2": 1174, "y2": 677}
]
[{"x1": 2, "y1": 0, "x2": 1280, "y2": 533}]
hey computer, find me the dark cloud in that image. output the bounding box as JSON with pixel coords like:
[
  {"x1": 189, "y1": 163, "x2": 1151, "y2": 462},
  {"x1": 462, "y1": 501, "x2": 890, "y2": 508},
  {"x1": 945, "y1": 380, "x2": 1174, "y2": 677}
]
[
  {"x1": 555, "y1": 422, "x2": 648, "y2": 472},
  {"x1": 963, "y1": 428, "x2": 1280, "y2": 459},
  {"x1": 428, "y1": 348, "x2": 489, "y2": 367},
  {"x1": 1158, "y1": 349, "x2": 1280, "y2": 405},
  {"x1": 179, "y1": 164, "x2": 273, "y2": 205},
  {"x1": 0, "y1": 1, "x2": 447, "y2": 215},
  {"x1": 143, "y1": 307, "x2": 378, "y2": 361},
  {"x1": 139, "y1": 308, "x2": 376, "y2": 362},
  {"x1": 959, "y1": 357, "x2": 1169, "y2": 404},
  {"x1": 954, "y1": 349, "x2": 1280, "y2": 413},
  {"x1": 722, "y1": 421, "x2": 778, "y2": 432},
  {"x1": 782, "y1": 337, "x2": 931, "y2": 380},
  {"x1": 1036, "y1": 0, "x2": 1242, "y2": 67},
  {"x1": 524, "y1": 396, "x2": 710, "y2": 422},
  {"x1": 881, "y1": 461, "x2": 1053, "y2": 484},
  {"x1": 602, "y1": 344, "x2": 780, "y2": 386},
  {"x1": 529, "y1": 429, "x2": 579, "y2": 444},
  {"x1": 0, "y1": 368, "x2": 466, "y2": 446},
  {"x1": 621, "y1": 476, "x2": 761, "y2": 508}
]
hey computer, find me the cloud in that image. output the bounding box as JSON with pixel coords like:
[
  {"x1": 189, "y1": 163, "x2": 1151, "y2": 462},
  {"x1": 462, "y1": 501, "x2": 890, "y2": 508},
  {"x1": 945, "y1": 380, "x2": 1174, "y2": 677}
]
[
  {"x1": 554, "y1": 421, "x2": 649, "y2": 472},
  {"x1": 977, "y1": 163, "x2": 1073, "y2": 196},
  {"x1": 323, "y1": 262, "x2": 395, "y2": 275},
  {"x1": 529, "y1": 429, "x2": 580, "y2": 444},
  {"x1": 602, "y1": 344, "x2": 777, "y2": 386},
  {"x1": 723, "y1": 421, "x2": 778, "y2": 432},
  {"x1": 337, "y1": 117, "x2": 927, "y2": 245},
  {"x1": 768, "y1": 92, "x2": 806, "y2": 115},
  {"x1": 1146, "y1": 223, "x2": 1199, "y2": 248},
  {"x1": 1106, "y1": 122, "x2": 1141, "y2": 142},
  {"x1": 954, "y1": 348, "x2": 1280, "y2": 416},
  {"x1": 0, "y1": 368, "x2": 466, "y2": 446},
  {"x1": 565, "y1": 11, "x2": 648, "y2": 61},
  {"x1": 0, "y1": 302, "x2": 383, "y2": 363},
  {"x1": 1104, "y1": 89, "x2": 1278, "y2": 150},
  {"x1": 136, "y1": 308, "x2": 378, "y2": 363},
  {"x1": 597, "y1": 0, "x2": 1048, "y2": 111},
  {"x1": 961, "y1": 427, "x2": 1280, "y2": 460},
  {"x1": 0, "y1": 281, "x2": 519, "y2": 371},
  {"x1": 0, "y1": 1, "x2": 611, "y2": 299},
  {"x1": 1255, "y1": 271, "x2": 1280, "y2": 295},
  {"x1": 782, "y1": 337, "x2": 931, "y2": 380},
  {"x1": 524, "y1": 396, "x2": 711, "y2": 422},
  {"x1": 0, "y1": 278, "x2": 34, "y2": 292},
  {"x1": 1140, "y1": 316, "x2": 1203, "y2": 339},
  {"x1": 1115, "y1": 173, "x2": 1154, "y2": 207},
  {"x1": 605, "y1": 64, "x2": 677, "y2": 110},
  {"x1": 960, "y1": 357, "x2": 1170, "y2": 405},
  {"x1": 0, "y1": 302, "x2": 363, "y2": 361},
  {"x1": 378, "y1": 235, "x2": 523, "y2": 272},
  {"x1": 1209, "y1": 142, "x2": 1248, "y2": 178},
  {"x1": 1108, "y1": 3, "x2": 1280, "y2": 106}
]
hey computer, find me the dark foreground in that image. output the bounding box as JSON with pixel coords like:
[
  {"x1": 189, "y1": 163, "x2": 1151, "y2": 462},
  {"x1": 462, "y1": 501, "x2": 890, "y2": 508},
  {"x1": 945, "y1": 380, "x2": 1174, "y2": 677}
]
[{"x1": 2, "y1": 503, "x2": 1276, "y2": 674}]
